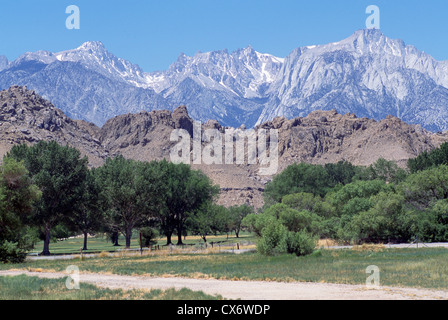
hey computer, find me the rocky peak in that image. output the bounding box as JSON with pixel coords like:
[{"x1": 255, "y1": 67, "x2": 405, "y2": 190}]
[
  {"x1": 0, "y1": 86, "x2": 69, "y2": 131},
  {"x1": 77, "y1": 41, "x2": 107, "y2": 52}
]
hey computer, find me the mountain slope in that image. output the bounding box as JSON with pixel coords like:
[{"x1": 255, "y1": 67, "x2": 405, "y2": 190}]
[
  {"x1": 0, "y1": 57, "x2": 168, "y2": 126},
  {"x1": 1, "y1": 30, "x2": 448, "y2": 131},
  {"x1": 0, "y1": 56, "x2": 8, "y2": 72},
  {"x1": 259, "y1": 29, "x2": 448, "y2": 131},
  {"x1": 0, "y1": 86, "x2": 107, "y2": 166},
  {"x1": 1, "y1": 86, "x2": 448, "y2": 208}
]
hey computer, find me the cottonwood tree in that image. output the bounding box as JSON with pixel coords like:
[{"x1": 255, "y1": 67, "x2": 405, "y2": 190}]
[
  {"x1": 171, "y1": 164, "x2": 219, "y2": 245},
  {"x1": 264, "y1": 163, "x2": 332, "y2": 204},
  {"x1": 95, "y1": 156, "x2": 165, "y2": 248},
  {"x1": 65, "y1": 169, "x2": 103, "y2": 251},
  {"x1": 408, "y1": 142, "x2": 448, "y2": 173},
  {"x1": 8, "y1": 141, "x2": 88, "y2": 256},
  {"x1": 400, "y1": 165, "x2": 448, "y2": 211},
  {"x1": 189, "y1": 203, "x2": 229, "y2": 243},
  {"x1": 155, "y1": 161, "x2": 220, "y2": 245},
  {"x1": 228, "y1": 204, "x2": 254, "y2": 238},
  {"x1": 0, "y1": 157, "x2": 41, "y2": 262}
]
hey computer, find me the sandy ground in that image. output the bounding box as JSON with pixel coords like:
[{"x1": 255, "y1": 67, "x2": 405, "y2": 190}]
[{"x1": 1, "y1": 270, "x2": 447, "y2": 300}]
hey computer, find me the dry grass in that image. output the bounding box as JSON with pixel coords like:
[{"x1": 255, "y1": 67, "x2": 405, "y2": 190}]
[
  {"x1": 3, "y1": 247, "x2": 448, "y2": 290},
  {"x1": 26, "y1": 267, "x2": 59, "y2": 273},
  {"x1": 317, "y1": 239, "x2": 340, "y2": 248},
  {"x1": 0, "y1": 274, "x2": 223, "y2": 300},
  {"x1": 352, "y1": 243, "x2": 386, "y2": 252},
  {"x1": 98, "y1": 251, "x2": 110, "y2": 258}
]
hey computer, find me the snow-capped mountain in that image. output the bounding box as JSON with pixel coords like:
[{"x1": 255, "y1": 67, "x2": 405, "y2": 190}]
[
  {"x1": 149, "y1": 46, "x2": 284, "y2": 98},
  {"x1": 0, "y1": 41, "x2": 284, "y2": 128},
  {"x1": 144, "y1": 46, "x2": 284, "y2": 127},
  {"x1": 1, "y1": 29, "x2": 448, "y2": 131},
  {"x1": 54, "y1": 41, "x2": 150, "y2": 88},
  {"x1": 0, "y1": 56, "x2": 9, "y2": 71},
  {"x1": 259, "y1": 29, "x2": 448, "y2": 131},
  {"x1": 0, "y1": 43, "x2": 168, "y2": 126}
]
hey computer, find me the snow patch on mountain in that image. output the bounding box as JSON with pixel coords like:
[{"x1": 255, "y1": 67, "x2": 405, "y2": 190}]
[{"x1": 1, "y1": 29, "x2": 448, "y2": 131}]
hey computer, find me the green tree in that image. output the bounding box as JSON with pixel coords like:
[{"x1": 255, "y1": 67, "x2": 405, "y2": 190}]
[
  {"x1": 189, "y1": 203, "x2": 228, "y2": 243},
  {"x1": 400, "y1": 165, "x2": 448, "y2": 211},
  {"x1": 140, "y1": 227, "x2": 159, "y2": 247},
  {"x1": 327, "y1": 179, "x2": 391, "y2": 215},
  {"x1": 228, "y1": 204, "x2": 254, "y2": 238},
  {"x1": 264, "y1": 163, "x2": 332, "y2": 204},
  {"x1": 324, "y1": 161, "x2": 357, "y2": 186},
  {"x1": 285, "y1": 230, "x2": 317, "y2": 257},
  {"x1": 159, "y1": 162, "x2": 219, "y2": 245},
  {"x1": 66, "y1": 169, "x2": 103, "y2": 251},
  {"x1": 347, "y1": 191, "x2": 405, "y2": 243},
  {"x1": 95, "y1": 156, "x2": 165, "y2": 248},
  {"x1": 408, "y1": 143, "x2": 448, "y2": 173},
  {"x1": 248, "y1": 202, "x2": 319, "y2": 256},
  {"x1": 364, "y1": 158, "x2": 407, "y2": 183},
  {"x1": 425, "y1": 200, "x2": 448, "y2": 241},
  {"x1": 282, "y1": 192, "x2": 334, "y2": 218},
  {"x1": 8, "y1": 142, "x2": 89, "y2": 256},
  {"x1": 242, "y1": 212, "x2": 277, "y2": 237},
  {"x1": 0, "y1": 157, "x2": 41, "y2": 262},
  {"x1": 396, "y1": 165, "x2": 448, "y2": 242},
  {"x1": 256, "y1": 221, "x2": 288, "y2": 256}
]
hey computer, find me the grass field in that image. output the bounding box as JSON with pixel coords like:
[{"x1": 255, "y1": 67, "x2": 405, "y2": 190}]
[
  {"x1": 3, "y1": 246, "x2": 448, "y2": 290},
  {"x1": 28, "y1": 232, "x2": 256, "y2": 255},
  {"x1": 0, "y1": 274, "x2": 223, "y2": 300}
]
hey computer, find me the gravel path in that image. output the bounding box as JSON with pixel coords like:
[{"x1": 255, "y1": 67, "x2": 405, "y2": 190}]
[{"x1": 1, "y1": 270, "x2": 447, "y2": 300}]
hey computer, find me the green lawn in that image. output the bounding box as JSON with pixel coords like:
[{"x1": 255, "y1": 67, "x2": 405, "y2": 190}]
[
  {"x1": 0, "y1": 274, "x2": 223, "y2": 300},
  {"x1": 29, "y1": 232, "x2": 257, "y2": 255},
  {"x1": 3, "y1": 247, "x2": 448, "y2": 290}
]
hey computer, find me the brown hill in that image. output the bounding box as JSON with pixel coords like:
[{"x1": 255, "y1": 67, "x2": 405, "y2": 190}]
[
  {"x1": 1, "y1": 86, "x2": 447, "y2": 208},
  {"x1": 0, "y1": 86, "x2": 107, "y2": 167}
]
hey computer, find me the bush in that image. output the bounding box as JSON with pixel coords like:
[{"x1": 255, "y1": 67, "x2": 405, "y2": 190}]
[
  {"x1": 282, "y1": 193, "x2": 335, "y2": 218},
  {"x1": 242, "y1": 213, "x2": 277, "y2": 237},
  {"x1": 140, "y1": 227, "x2": 159, "y2": 247},
  {"x1": 285, "y1": 231, "x2": 317, "y2": 256},
  {"x1": 0, "y1": 241, "x2": 27, "y2": 263},
  {"x1": 264, "y1": 163, "x2": 333, "y2": 203},
  {"x1": 408, "y1": 142, "x2": 448, "y2": 173},
  {"x1": 256, "y1": 222, "x2": 287, "y2": 256}
]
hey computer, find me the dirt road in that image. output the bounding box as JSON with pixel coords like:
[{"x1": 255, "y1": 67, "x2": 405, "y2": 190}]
[{"x1": 1, "y1": 270, "x2": 447, "y2": 300}]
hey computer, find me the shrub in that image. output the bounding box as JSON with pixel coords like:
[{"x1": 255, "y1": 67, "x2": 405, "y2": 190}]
[
  {"x1": 242, "y1": 213, "x2": 276, "y2": 237},
  {"x1": 140, "y1": 227, "x2": 159, "y2": 247},
  {"x1": 264, "y1": 163, "x2": 333, "y2": 203},
  {"x1": 285, "y1": 231, "x2": 317, "y2": 257},
  {"x1": 0, "y1": 241, "x2": 27, "y2": 263},
  {"x1": 256, "y1": 222, "x2": 287, "y2": 256}
]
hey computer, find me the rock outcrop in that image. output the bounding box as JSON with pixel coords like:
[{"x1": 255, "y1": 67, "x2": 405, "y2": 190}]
[
  {"x1": 1, "y1": 86, "x2": 448, "y2": 208},
  {"x1": 0, "y1": 86, "x2": 107, "y2": 167}
]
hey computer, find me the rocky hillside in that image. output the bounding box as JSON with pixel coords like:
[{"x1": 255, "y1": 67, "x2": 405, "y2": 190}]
[
  {"x1": 0, "y1": 86, "x2": 107, "y2": 167},
  {"x1": 258, "y1": 109, "x2": 448, "y2": 171},
  {"x1": 1, "y1": 86, "x2": 447, "y2": 208}
]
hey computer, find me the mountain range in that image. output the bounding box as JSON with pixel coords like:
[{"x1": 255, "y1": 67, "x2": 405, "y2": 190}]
[
  {"x1": 1, "y1": 86, "x2": 448, "y2": 208},
  {"x1": 1, "y1": 29, "x2": 448, "y2": 131}
]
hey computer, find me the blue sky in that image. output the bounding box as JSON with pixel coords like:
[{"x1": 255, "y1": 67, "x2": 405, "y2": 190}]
[{"x1": 0, "y1": 0, "x2": 447, "y2": 72}]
